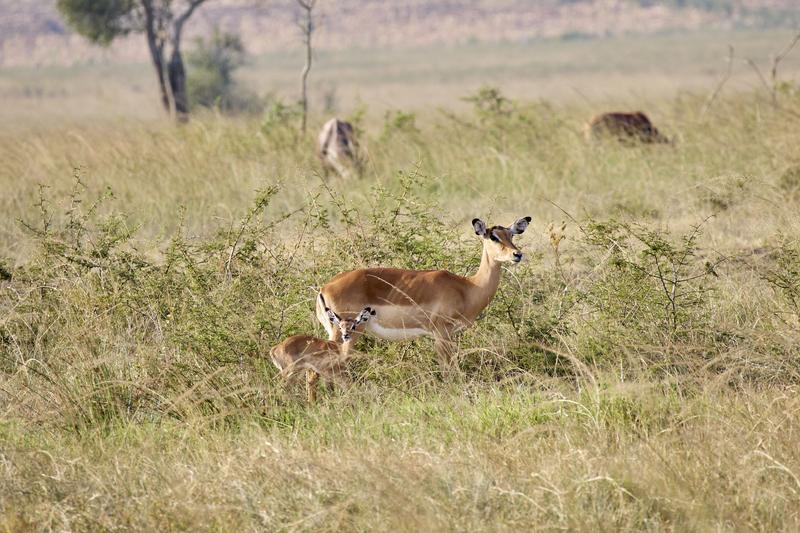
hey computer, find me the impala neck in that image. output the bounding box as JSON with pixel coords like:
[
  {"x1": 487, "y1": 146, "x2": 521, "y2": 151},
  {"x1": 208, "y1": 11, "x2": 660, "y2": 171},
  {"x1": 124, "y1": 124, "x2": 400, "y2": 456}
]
[
  {"x1": 468, "y1": 244, "x2": 502, "y2": 311},
  {"x1": 338, "y1": 340, "x2": 353, "y2": 358}
]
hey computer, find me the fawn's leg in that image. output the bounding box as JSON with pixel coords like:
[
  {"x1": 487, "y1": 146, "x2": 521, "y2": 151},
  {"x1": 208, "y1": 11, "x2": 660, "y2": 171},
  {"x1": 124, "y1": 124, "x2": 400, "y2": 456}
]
[{"x1": 306, "y1": 369, "x2": 320, "y2": 404}]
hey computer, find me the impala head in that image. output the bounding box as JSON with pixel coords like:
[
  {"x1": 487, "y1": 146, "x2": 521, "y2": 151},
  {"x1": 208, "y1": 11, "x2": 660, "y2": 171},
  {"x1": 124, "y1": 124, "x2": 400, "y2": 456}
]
[
  {"x1": 325, "y1": 306, "x2": 376, "y2": 342},
  {"x1": 472, "y1": 216, "x2": 532, "y2": 263}
]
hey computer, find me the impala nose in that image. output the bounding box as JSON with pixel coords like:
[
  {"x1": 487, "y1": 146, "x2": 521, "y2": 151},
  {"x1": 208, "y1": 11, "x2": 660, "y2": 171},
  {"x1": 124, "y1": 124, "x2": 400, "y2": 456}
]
[
  {"x1": 513, "y1": 251, "x2": 523, "y2": 262},
  {"x1": 343, "y1": 333, "x2": 352, "y2": 342}
]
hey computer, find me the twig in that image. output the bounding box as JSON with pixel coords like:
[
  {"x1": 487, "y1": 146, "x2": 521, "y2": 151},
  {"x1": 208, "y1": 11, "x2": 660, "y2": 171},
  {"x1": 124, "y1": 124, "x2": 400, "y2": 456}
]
[
  {"x1": 771, "y1": 31, "x2": 800, "y2": 89},
  {"x1": 701, "y1": 44, "x2": 734, "y2": 120},
  {"x1": 745, "y1": 58, "x2": 774, "y2": 101}
]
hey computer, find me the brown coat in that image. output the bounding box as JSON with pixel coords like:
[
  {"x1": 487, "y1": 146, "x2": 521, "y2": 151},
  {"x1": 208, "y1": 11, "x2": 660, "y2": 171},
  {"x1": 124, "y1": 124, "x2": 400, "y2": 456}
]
[
  {"x1": 314, "y1": 217, "x2": 531, "y2": 370},
  {"x1": 585, "y1": 112, "x2": 671, "y2": 144}
]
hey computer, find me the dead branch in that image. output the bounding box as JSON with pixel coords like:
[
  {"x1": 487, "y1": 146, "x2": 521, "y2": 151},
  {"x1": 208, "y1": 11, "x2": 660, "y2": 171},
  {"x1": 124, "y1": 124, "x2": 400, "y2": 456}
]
[
  {"x1": 745, "y1": 58, "x2": 773, "y2": 100},
  {"x1": 771, "y1": 31, "x2": 800, "y2": 88},
  {"x1": 701, "y1": 45, "x2": 734, "y2": 120}
]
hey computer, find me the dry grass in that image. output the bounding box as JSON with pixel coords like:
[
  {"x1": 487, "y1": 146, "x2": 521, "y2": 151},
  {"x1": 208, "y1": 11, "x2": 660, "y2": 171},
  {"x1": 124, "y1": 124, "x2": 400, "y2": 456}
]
[
  {"x1": 3, "y1": 385, "x2": 800, "y2": 531},
  {"x1": 3, "y1": 34, "x2": 800, "y2": 531}
]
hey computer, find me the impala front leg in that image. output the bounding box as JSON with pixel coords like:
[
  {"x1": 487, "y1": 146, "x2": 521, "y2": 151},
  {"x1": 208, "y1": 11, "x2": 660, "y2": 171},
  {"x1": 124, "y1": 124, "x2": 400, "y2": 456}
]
[
  {"x1": 433, "y1": 323, "x2": 460, "y2": 380},
  {"x1": 316, "y1": 293, "x2": 338, "y2": 341}
]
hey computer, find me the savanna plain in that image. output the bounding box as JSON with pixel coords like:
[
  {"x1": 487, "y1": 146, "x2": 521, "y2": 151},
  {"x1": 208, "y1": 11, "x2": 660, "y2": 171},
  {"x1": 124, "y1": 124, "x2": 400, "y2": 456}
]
[{"x1": 2, "y1": 30, "x2": 800, "y2": 531}]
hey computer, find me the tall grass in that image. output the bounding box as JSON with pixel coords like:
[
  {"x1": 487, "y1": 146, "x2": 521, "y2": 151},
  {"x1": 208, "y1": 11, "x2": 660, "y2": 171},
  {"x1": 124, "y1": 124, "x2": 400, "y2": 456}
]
[{"x1": 2, "y1": 87, "x2": 800, "y2": 530}]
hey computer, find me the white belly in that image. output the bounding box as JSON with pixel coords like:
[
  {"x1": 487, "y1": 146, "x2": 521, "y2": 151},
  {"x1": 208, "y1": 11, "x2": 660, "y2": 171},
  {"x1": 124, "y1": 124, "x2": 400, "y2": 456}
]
[{"x1": 366, "y1": 322, "x2": 430, "y2": 341}]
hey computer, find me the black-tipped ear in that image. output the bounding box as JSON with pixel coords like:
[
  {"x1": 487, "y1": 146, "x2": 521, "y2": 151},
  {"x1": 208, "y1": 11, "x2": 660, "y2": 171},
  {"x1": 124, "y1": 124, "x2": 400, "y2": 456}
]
[
  {"x1": 510, "y1": 216, "x2": 531, "y2": 235},
  {"x1": 357, "y1": 307, "x2": 375, "y2": 324},
  {"x1": 326, "y1": 308, "x2": 340, "y2": 324},
  {"x1": 472, "y1": 218, "x2": 487, "y2": 237}
]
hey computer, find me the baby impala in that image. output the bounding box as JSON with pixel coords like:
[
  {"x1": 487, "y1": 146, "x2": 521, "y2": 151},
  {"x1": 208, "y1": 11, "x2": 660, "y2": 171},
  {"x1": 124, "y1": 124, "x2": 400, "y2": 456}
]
[{"x1": 270, "y1": 305, "x2": 376, "y2": 403}]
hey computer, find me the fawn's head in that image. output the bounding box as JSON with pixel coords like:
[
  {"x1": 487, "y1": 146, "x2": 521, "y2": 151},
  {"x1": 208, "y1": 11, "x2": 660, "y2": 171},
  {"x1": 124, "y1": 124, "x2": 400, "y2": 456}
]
[
  {"x1": 326, "y1": 306, "x2": 376, "y2": 342},
  {"x1": 472, "y1": 216, "x2": 532, "y2": 263}
]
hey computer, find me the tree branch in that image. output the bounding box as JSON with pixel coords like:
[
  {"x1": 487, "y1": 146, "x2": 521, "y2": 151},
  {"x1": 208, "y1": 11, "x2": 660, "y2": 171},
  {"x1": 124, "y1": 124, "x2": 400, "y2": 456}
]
[
  {"x1": 701, "y1": 45, "x2": 733, "y2": 120},
  {"x1": 174, "y1": 0, "x2": 207, "y2": 44},
  {"x1": 745, "y1": 58, "x2": 775, "y2": 103},
  {"x1": 141, "y1": 0, "x2": 171, "y2": 113},
  {"x1": 771, "y1": 31, "x2": 800, "y2": 87}
]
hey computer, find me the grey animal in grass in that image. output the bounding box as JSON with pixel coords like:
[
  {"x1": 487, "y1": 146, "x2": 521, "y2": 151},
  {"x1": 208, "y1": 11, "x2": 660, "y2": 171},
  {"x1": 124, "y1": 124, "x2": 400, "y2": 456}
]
[{"x1": 317, "y1": 118, "x2": 363, "y2": 177}]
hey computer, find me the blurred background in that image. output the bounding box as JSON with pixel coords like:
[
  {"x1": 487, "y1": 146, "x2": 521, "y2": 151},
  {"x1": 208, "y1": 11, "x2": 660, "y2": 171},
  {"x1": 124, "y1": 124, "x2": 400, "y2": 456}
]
[{"x1": 3, "y1": 0, "x2": 800, "y2": 126}]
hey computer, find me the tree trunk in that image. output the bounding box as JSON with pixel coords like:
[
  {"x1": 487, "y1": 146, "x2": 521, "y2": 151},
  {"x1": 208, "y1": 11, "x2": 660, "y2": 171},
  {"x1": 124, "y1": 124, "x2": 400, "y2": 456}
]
[
  {"x1": 167, "y1": 0, "x2": 207, "y2": 122},
  {"x1": 168, "y1": 47, "x2": 189, "y2": 121},
  {"x1": 300, "y1": 33, "x2": 311, "y2": 135},
  {"x1": 151, "y1": 50, "x2": 171, "y2": 113},
  {"x1": 299, "y1": 1, "x2": 314, "y2": 136},
  {"x1": 141, "y1": 0, "x2": 205, "y2": 121},
  {"x1": 142, "y1": 2, "x2": 170, "y2": 114}
]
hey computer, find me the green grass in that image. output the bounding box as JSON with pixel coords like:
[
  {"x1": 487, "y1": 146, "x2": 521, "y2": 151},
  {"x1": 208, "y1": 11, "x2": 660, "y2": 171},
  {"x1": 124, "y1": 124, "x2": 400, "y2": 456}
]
[{"x1": 3, "y1": 31, "x2": 800, "y2": 531}]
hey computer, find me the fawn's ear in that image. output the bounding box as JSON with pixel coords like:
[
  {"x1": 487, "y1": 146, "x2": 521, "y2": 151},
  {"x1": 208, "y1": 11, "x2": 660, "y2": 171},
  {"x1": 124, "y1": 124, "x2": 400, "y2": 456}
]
[
  {"x1": 509, "y1": 216, "x2": 532, "y2": 235},
  {"x1": 472, "y1": 218, "x2": 487, "y2": 237},
  {"x1": 326, "y1": 308, "x2": 341, "y2": 324}
]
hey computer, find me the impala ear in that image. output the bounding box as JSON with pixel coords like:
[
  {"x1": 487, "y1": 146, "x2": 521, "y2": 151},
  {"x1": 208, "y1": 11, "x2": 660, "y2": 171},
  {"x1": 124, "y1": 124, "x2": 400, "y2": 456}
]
[
  {"x1": 509, "y1": 216, "x2": 532, "y2": 235},
  {"x1": 357, "y1": 307, "x2": 376, "y2": 324},
  {"x1": 472, "y1": 218, "x2": 487, "y2": 237},
  {"x1": 326, "y1": 308, "x2": 341, "y2": 324}
]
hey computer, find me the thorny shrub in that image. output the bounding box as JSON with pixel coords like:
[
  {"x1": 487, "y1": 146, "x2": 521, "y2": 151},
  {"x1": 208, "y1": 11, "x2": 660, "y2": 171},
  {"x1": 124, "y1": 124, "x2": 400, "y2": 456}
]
[{"x1": 2, "y1": 173, "x2": 799, "y2": 430}]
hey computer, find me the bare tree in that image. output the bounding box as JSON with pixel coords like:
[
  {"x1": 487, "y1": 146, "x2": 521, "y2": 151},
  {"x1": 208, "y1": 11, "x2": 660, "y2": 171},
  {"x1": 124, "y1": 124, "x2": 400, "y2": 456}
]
[
  {"x1": 771, "y1": 32, "x2": 800, "y2": 99},
  {"x1": 745, "y1": 31, "x2": 800, "y2": 106},
  {"x1": 296, "y1": 0, "x2": 317, "y2": 135}
]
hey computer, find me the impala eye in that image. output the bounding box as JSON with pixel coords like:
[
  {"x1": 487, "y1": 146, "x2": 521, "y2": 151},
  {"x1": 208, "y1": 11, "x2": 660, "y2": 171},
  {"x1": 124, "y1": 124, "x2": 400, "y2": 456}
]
[{"x1": 490, "y1": 234, "x2": 500, "y2": 242}]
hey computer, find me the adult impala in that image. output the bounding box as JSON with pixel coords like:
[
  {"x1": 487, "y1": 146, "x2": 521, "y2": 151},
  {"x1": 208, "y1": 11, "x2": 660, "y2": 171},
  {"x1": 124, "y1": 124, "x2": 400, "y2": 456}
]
[{"x1": 315, "y1": 216, "x2": 531, "y2": 372}]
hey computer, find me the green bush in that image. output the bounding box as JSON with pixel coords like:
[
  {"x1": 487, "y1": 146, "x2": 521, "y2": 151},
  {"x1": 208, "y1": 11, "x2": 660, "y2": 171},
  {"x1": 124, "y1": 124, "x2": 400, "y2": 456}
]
[
  {"x1": 187, "y1": 30, "x2": 261, "y2": 114},
  {"x1": 259, "y1": 96, "x2": 303, "y2": 148},
  {"x1": 762, "y1": 237, "x2": 800, "y2": 318},
  {"x1": 572, "y1": 218, "x2": 718, "y2": 362}
]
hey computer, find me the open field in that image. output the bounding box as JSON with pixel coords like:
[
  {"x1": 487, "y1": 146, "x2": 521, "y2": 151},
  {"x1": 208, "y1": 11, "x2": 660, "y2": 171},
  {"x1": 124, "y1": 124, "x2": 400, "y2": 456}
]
[
  {"x1": 3, "y1": 29, "x2": 800, "y2": 127},
  {"x1": 3, "y1": 30, "x2": 800, "y2": 530}
]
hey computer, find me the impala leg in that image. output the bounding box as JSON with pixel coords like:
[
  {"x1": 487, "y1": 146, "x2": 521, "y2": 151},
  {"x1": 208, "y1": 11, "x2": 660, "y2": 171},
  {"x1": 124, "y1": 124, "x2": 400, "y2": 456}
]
[
  {"x1": 306, "y1": 369, "x2": 320, "y2": 404},
  {"x1": 353, "y1": 154, "x2": 365, "y2": 178},
  {"x1": 315, "y1": 295, "x2": 337, "y2": 341},
  {"x1": 329, "y1": 155, "x2": 349, "y2": 179},
  {"x1": 434, "y1": 334, "x2": 459, "y2": 380}
]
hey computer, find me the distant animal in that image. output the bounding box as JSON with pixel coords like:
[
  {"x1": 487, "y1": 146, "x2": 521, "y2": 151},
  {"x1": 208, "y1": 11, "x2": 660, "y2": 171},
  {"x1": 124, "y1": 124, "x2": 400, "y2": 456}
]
[
  {"x1": 315, "y1": 216, "x2": 531, "y2": 376},
  {"x1": 270, "y1": 306, "x2": 375, "y2": 403},
  {"x1": 317, "y1": 118, "x2": 362, "y2": 177},
  {"x1": 585, "y1": 112, "x2": 671, "y2": 144}
]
